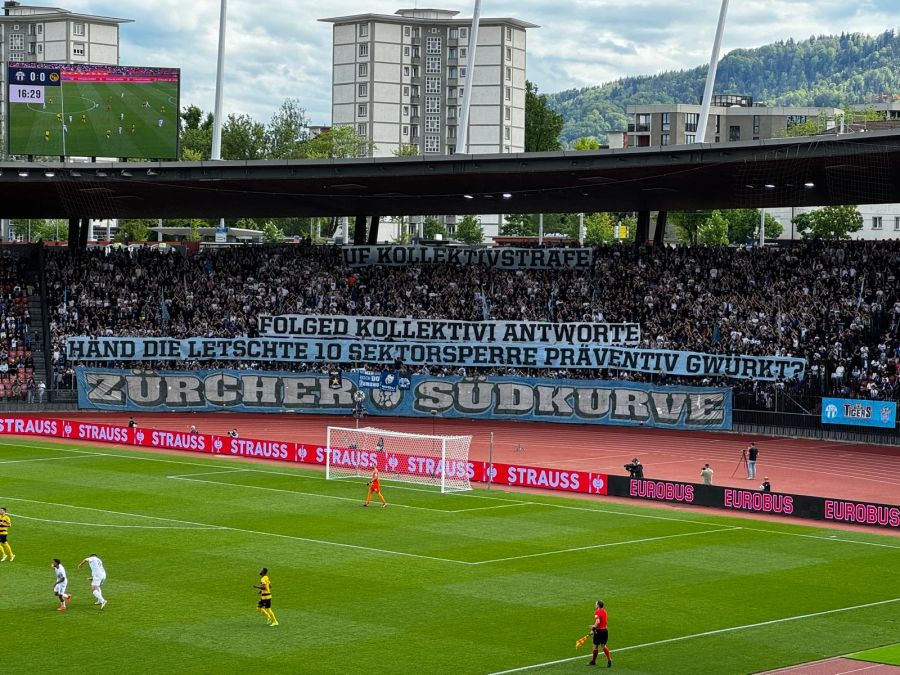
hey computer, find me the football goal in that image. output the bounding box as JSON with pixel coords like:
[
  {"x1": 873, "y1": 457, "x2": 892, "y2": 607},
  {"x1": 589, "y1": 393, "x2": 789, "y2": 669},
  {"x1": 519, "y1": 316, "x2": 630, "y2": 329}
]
[{"x1": 326, "y1": 426, "x2": 473, "y2": 493}]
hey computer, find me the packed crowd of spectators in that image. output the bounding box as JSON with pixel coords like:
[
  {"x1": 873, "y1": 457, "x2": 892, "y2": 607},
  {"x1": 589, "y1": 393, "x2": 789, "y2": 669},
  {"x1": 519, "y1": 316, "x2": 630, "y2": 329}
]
[
  {"x1": 44, "y1": 240, "x2": 900, "y2": 406},
  {"x1": 0, "y1": 254, "x2": 41, "y2": 402}
]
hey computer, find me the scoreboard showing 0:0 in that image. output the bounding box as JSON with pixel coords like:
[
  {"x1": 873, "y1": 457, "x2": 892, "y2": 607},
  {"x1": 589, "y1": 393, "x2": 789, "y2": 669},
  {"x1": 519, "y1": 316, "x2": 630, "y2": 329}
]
[{"x1": 10, "y1": 85, "x2": 45, "y2": 103}]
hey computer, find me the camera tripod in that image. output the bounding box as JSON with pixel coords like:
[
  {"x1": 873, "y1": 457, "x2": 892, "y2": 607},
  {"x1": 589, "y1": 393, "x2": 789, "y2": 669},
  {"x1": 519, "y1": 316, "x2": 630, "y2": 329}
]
[{"x1": 730, "y1": 448, "x2": 748, "y2": 478}]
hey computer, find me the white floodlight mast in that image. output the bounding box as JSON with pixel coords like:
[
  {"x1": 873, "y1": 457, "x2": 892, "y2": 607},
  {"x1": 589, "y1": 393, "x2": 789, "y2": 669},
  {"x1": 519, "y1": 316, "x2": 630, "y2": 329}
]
[
  {"x1": 696, "y1": 0, "x2": 729, "y2": 144},
  {"x1": 455, "y1": 0, "x2": 482, "y2": 155},
  {"x1": 210, "y1": 0, "x2": 228, "y2": 161}
]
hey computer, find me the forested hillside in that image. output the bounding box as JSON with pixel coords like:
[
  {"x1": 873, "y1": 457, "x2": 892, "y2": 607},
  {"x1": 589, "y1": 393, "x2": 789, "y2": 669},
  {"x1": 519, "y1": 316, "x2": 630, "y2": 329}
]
[{"x1": 547, "y1": 30, "x2": 900, "y2": 145}]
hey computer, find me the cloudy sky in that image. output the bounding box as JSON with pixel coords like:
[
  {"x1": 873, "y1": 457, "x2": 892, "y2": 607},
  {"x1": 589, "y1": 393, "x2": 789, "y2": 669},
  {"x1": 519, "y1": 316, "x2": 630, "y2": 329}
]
[{"x1": 62, "y1": 1, "x2": 900, "y2": 125}]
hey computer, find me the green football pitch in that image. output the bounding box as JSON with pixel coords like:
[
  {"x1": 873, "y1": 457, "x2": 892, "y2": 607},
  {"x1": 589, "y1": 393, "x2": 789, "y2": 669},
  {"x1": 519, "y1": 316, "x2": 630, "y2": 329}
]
[
  {"x1": 1, "y1": 436, "x2": 899, "y2": 675},
  {"x1": 7, "y1": 81, "x2": 179, "y2": 159}
]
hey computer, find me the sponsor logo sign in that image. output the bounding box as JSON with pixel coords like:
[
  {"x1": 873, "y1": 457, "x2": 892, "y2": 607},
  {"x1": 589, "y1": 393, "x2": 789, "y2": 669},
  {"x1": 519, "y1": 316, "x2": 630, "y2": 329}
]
[{"x1": 820, "y1": 398, "x2": 896, "y2": 429}]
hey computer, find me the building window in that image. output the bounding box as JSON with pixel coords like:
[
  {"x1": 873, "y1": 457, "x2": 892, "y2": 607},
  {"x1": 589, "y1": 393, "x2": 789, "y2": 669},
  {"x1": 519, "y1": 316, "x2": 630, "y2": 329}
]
[
  {"x1": 505, "y1": 86, "x2": 511, "y2": 101},
  {"x1": 505, "y1": 66, "x2": 512, "y2": 81},
  {"x1": 73, "y1": 22, "x2": 85, "y2": 36},
  {"x1": 73, "y1": 42, "x2": 85, "y2": 56},
  {"x1": 403, "y1": 105, "x2": 410, "y2": 117},
  {"x1": 661, "y1": 133, "x2": 670, "y2": 146},
  {"x1": 684, "y1": 113, "x2": 699, "y2": 133},
  {"x1": 636, "y1": 114, "x2": 650, "y2": 132},
  {"x1": 425, "y1": 136, "x2": 440, "y2": 153},
  {"x1": 459, "y1": 47, "x2": 467, "y2": 59},
  {"x1": 448, "y1": 46, "x2": 457, "y2": 59},
  {"x1": 425, "y1": 56, "x2": 441, "y2": 74},
  {"x1": 403, "y1": 46, "x2": 410, "y2": 57},
  {"x1": 460, "y1": 27, "x2": 468, "y2": 39},
  {"x1": 685, "y1": 134, "x2": 696, "y2": 144},
  {"x1": 9, "y1": 34, "x2": 24, "y2": 50},
  {"x1": 505, "y1": 106, "x2": 511, "y2": 121},
  {"x1": 358, "y1": 104, "x2": 368, "y2": 117},
  {"x1": 450, "y1": 27, "x2": 459, "y2": 40},
  {"x1": 425, "y1": 96, "x2": 440, "y2": 113},
  {"x1": 411, "y1": 66, "x2": 419, "y2": 77},
  {"x1": 403, "y1": 86, "x2": 410, "y2": 96},
  {"x1": 753, "y1": 115, "x2": 760, "y2": 135},
  {"x1": 402, "y1": 125, "x2": 409, "y2": 136},
  {"x1": 447, "y1": 106, "x2": 457, "y2": 119},
  {"x1": 895, "y1": 216, "x2": 900, "y2": 231},
  {"x1": 425, "y1": 115, "x2": 440, "y2": 133},
  {"x1": 403, "y1": 66, "x2": 410, "y2": 77},
  {"x1": 410, "y1": 105, "x2": 419, "y2": 118},
  {"x1": 358, "y1": 63, "x2": 368, "y2": 77},
  {"x1": 425, "y1": 77, "x2": 440, "y2": 94},
  {"x1": 448, "y1": 66, "x2": 457, "y2": 79},
  {"x1": 505, "y1": 46, "x2": 512, "y2": 61},
  {"x1": 358, "y1": 23, "x2": 369, "y2": 38},
  {"x1": 460, "y1": 67, "x2": 467, "y2": 79},
  {"x1": 448, "y1": 126, "x2": 457, "y2": 138},
  {"x1": 426, "y1": 36, "x2": 441, "y2": 54},
  {"x1": 412, "y1": 27, "x2": 420, "y2": 37},
  {"x1": 404, "y1": 26, "x2": 411, "y2": 37},
  {"x1": 872, "y1": 216, "x2": 883, "y2": 230},
  {"x1": 715, "y1": 115, "x2": 721, "y2": 134},
  {"x1": 411, "y1": 46, "x2": 419, "y2": 58},
  {"x1": 504, "y1": 126, "x2": 510, "y2": 140},
  {"x1": 786, "y1": 115, "x2": 807, "y2": 128},
  {"x1": 357, "y1": 123, "x2": 367, "y2": 136},
  {"x1": 28, "y1": 43, "x2": 35, "y2": 54},
  {"x1": 358, "y1": 83, "x2": 368, "y2": 97},
  {"x1": 358, "y1": 43, "x2": 369, "y2": 58},
  {"x1": 410, "y1": 125, "x2": 419, "y2": 138},
  {"x1": 28, "y1": 24, "x2": 35, "y2": 35},
  {"x1": 506, "y1": 26, "x2": 512, "y2": 41},
  {"x1": 431, "y1": 27, "x2": 439, "y2": 34},
  {"x1": 661, "y1": 112, "x2": 670, "y2": 132},
  {"x1": 411, "y1": 85, "x2": 419, "y2": 96},
  {"x1": 728, "y1": 125, "x2": 741, "y2": 142},
  {"x1": 37, "y1": 44, "x2": 42, "y2": 53}
]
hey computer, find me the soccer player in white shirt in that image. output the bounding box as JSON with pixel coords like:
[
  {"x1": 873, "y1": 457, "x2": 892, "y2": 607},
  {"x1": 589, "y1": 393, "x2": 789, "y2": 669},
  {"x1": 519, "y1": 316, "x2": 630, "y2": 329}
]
[
  {"x1": 77, "y1": 554, "x2": 107, "y2": 609},
  {"x1": 51, "y1": 559, "x2": 71, "y2": 611}
]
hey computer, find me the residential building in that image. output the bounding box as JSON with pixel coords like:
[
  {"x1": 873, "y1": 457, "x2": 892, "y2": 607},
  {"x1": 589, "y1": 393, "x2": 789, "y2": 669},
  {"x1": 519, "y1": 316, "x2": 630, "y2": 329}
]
[
  {"x1": 319, "y1": 8, "x2": 536, "y2": 240},
  {"x1": 0, "y1": 1, "x2": 132, "y2": 240}
]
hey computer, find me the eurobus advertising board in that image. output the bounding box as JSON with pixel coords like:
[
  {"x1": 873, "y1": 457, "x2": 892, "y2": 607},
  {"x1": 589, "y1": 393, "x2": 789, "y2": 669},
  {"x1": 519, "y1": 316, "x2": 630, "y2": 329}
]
[{"x1": 6, "y1": 62, "x2": 180, "y2": 159}]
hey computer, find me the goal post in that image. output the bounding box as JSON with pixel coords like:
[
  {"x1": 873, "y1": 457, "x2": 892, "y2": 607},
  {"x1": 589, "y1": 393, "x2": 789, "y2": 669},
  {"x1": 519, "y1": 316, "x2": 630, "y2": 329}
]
[{"x1": 326, "y1": 426, "x2": 473, "y2": 493}]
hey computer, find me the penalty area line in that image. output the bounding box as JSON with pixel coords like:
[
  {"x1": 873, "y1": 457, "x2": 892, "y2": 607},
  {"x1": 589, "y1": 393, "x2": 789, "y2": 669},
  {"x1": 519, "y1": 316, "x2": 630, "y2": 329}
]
[{"x1": 487, "y1": 596, "x2": 900, "y2": 674}]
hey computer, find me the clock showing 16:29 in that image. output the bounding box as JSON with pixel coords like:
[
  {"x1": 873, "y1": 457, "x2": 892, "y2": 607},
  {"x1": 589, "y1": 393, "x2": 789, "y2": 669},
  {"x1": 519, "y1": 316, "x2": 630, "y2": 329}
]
[{"x1": 9, "y1": 85, "x2": 44, "y2": 103}]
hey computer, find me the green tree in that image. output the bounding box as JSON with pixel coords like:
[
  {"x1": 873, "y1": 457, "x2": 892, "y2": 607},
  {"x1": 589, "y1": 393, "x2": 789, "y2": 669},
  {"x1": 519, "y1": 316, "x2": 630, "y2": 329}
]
[
  {"x1": 266, "y1": 98, "x2": 309, "y2": 159},
  {"x1": 720, "y1": 208, "x2": 783, "y2": 243},
  {"x1": 697, "y1": 210, "x2": 730, "y2": 245},
  {"x1": 793, "y1": 205, "x2": 863, "y2": 239},
  {"x1": 501, "y1": 213, "x2": 537, "y2": 236},
  {"x1": 572, "y1": 136, "x2": 601, "y2": 150},
  {"x1": 393, "y1": 143, "x2": 420, "y2": 157},
  {"x1": 179, "y1": 105, "x2": 213, "y2": 160},
  {"x1": 222, "y1": 113, "x2": 268, "y2": 160},
  {"x1": 114, "y1": 219, "x2": 153, "y2": 243},
  {"x1": 262, "y1": 221, "x2": 285, "y2": 243},
  {"x1": 525, "y1": 81, "x2": 564, "y2": 152},
  {"x1": 454, "y1": 215, "x2": 484, "y2": 244},
  {"x1": 306, "y1": 126, "x2": 374, "y2": 159},
  {"x1": 186, "y1": 219, "x2": 204, "y2": 242},
  {"x1": 423, "y1": 216, "x2": 447, "y2": 239},
  {"x1": 10, "y1": 219, "x2": 65, "y2": 241},
  {"x1": 669, "y1": 211, "x2": 710, "y2": 245},
  {"x1": 583, "y1": 212, "x2": 616, "y2": 245}
]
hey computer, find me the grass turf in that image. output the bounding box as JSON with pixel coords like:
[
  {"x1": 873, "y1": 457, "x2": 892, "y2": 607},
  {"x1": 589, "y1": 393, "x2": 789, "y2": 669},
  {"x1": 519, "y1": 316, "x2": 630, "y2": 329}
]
[
  {"x1": 8, "y1": 81, "x2": 179, "y2": 158},
  {"x1": 1, "y1": 436, "x2": 899, "y2": 674},
  {"x1": 850, "y1": 643, "x2": 900, "y2": 666}
]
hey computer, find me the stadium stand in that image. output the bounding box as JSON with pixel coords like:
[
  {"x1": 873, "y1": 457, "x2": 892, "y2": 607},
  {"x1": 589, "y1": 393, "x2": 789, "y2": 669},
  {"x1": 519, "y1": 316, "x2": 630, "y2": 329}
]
[{"x1": 43, "y1": 240, "x2": 900, "y2": 410}]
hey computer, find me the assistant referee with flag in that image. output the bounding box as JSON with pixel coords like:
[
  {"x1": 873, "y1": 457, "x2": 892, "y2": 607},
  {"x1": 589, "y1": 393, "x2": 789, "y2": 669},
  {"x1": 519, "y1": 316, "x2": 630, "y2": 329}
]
[{"x1": 588, "y1": 599, "x2": 612, "y2": 667}]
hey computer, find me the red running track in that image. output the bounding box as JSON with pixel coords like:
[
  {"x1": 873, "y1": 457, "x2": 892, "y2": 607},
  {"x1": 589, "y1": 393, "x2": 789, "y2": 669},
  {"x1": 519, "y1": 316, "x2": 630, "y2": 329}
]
[{"x1": 58, "y1": 412, "x2": 900, "y2": 506}]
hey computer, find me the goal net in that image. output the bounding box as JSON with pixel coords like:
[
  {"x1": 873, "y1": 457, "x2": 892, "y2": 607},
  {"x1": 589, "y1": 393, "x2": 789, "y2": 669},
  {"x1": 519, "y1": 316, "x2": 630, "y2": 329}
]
[{"x1": 326, "y1": 426, "x2": 473, "y2": 493}]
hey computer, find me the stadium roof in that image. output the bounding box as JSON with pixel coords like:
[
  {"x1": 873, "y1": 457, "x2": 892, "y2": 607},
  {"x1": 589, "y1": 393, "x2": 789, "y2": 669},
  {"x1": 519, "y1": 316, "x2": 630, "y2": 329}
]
[{"x1": 2, "y1": 131, "x2": 900, "y2": 220}]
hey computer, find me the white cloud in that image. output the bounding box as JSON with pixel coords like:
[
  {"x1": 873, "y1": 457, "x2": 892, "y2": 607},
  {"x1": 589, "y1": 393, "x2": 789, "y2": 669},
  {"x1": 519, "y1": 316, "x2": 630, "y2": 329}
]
[{"x1": 58, "y1": 1, "x2": 900, "y2": 123}]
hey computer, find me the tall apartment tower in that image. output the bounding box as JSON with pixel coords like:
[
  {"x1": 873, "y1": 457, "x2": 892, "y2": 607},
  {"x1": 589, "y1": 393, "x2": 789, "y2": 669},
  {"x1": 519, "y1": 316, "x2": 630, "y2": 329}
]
[
  {"x1": 0, "y1": 2, "x2": 132, "y2": 155},
  {"x1": 320, "y1": 8, "x2": 535, "y2": 158}
]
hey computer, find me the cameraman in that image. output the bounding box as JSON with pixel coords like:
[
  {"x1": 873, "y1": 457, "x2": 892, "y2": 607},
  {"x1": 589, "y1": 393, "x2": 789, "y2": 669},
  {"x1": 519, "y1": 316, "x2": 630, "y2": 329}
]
[
  {"x1": 700, "y1": 463, "x2": 714, "y2": 485},
  {"x1": 624, "y1": 457, "x2": 643, "y2": 479}
]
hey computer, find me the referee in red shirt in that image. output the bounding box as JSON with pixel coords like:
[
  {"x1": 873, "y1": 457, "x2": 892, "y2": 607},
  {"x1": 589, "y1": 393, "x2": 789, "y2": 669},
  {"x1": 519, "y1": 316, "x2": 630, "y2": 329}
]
[{"x1": 589, "y1": 599, "x2": 612, "y2": 667}]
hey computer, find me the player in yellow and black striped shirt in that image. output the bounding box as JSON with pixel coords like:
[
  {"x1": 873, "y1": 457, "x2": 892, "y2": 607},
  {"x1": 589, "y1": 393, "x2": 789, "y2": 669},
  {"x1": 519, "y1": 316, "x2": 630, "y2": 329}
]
[
  {"x1": 0, "y1": 507, "x2": 14, "y2": 561},
  {"x1": 254, "y1": 568, "x2": 278, "y2": 626}
]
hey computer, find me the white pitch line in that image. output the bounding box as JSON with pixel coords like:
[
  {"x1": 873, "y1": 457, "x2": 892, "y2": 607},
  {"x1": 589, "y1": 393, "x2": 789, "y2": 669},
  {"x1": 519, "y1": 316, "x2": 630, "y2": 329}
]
[
  {"x1": 10, "y1": 514, "x2": 220, "y2": 530},
  {"x1": 471, "y1": 527, "x2": 740, "y2": 565},
  {"x1": 167, "y1": 473, "x2": 522, "y2": 514},
  {"x1": 0, "y1": 494, "x2": 469, "y2": 565},
  {"x1": 487, "y1": 596, "x2": 900, "y2": 674},
  {"x1": 0, "y1": 453, "x2": 113, "y2": 464}
]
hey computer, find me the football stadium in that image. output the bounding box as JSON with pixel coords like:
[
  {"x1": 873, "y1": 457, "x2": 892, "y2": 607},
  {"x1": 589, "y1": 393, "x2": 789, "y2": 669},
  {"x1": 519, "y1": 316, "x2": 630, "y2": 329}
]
[{"x1": 1, "y1": 2, "x2": 900, "y2": 675}]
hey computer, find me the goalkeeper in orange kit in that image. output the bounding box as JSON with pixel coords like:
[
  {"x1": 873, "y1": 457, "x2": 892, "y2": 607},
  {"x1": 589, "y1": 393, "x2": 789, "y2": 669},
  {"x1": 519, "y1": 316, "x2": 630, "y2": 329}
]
[{"x1": 363, "y1": 466, "x2": 387, "y2": 508}]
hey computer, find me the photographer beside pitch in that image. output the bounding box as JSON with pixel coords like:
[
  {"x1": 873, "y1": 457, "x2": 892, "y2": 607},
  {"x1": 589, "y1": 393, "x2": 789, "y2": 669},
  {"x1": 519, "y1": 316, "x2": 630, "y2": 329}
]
[{"x1": 624, "y1": 458, "x2": 643, "y2": 479}]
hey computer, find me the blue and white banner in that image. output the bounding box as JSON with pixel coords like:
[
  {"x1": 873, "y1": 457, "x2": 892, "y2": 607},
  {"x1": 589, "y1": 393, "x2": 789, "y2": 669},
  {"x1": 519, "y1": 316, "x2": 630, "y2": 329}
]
[
  {"x1": 821, "y1": 398, "x2": 897, "y2": 429},
  {"x1": 66, "y1": 336, "x2": 804, "y2": 381},
  {"x1": 76, "y1": 368, "x2": 733, "y2": 430}
]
